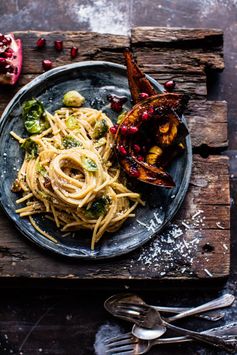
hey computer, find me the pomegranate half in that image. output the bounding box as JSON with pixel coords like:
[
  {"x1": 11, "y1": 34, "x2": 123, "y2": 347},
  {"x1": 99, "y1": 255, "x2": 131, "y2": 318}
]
[{"x1": 0, "y1": 33, "x2": 22, "y2": 85}]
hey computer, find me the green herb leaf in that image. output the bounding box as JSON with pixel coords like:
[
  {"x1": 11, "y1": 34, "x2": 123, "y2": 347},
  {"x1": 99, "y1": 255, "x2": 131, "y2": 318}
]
[
  {"x1": 81, "y1": 157, "x2": 97, "y2": 171},
  {"x1": 92, "y1": 118, "x2": 108, "y2": 139},
  {"x1": 84, "y1": 196, "x2": 110, "y2": 218},
  {"x1": 22, "y1": 98, "x2": 49, "y2": 134},
  {"x1": 62, "y1": 136, "x2": 82, "y2": 149},
  {"x1": 21, "y1": 138, "x2": 38, "y2": 158},
  {"x1": 36, "y1": 163, "x2": 47, "y2": 176}
]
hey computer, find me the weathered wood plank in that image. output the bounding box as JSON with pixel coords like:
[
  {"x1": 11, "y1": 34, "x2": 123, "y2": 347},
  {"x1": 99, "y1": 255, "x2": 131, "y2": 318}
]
[
  {"x1": 0, "y1": 28, "x2": 229, "y2": 280},
  {"x1": 0, "y1": 156, "x2": 229, "y2": 279}
]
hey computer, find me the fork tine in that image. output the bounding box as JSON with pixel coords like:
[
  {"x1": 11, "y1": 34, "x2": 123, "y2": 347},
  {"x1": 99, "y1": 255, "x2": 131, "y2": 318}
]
[
  {"x1": 105, "y1": 350, "x2": 134, "y2": 355},
  {"x1": 104, "y1": 333, "x2": 135, "y2": 344},
  {"x1": 105, "y1": 343, "x2": 135, "y2": 354}
]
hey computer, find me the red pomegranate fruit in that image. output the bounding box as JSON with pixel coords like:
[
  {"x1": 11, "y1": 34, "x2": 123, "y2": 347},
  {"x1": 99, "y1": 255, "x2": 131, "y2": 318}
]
[{"x1": 0, "y1": 33, "x2": 22, "y2": 85}]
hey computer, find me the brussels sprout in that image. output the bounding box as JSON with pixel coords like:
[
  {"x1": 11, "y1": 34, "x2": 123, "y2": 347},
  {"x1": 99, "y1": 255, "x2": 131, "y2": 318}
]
[
  {"x1": 62, "y1": 136, "x2": 81, "y2": 149},
  {"x1": 81, "y1": 157, "x2": 97, "y2": 171},
  {"x1": 63, "y1": 90, "x2": 85, "y2": 107},
  {"x1": 92, "y1": 118, "x2": 108, "y2": 139},
  {"x1": 21, "y1": 138, "x2": 38, "y2": 158},
  {"x1": 84, "y1": 196, "x2": 110, "y2": 219},
  {"x1": 65, "y1": 116, "x2": 79, "y2": 130},
  {"x1": 22, "y1": 98, "x2": 49, "y2": 134}
]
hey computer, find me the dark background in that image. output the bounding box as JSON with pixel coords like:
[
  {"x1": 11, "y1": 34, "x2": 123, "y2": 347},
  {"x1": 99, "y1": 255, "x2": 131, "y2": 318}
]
[{"x1": 0, "y1": 0, "x2": 237, "y2": 354}]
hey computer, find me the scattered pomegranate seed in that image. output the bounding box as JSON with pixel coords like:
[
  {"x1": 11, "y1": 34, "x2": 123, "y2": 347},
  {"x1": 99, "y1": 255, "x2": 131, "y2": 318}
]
[
  {"x1": 107, "y1": 94, "x2": 127, "y2": 113},
  {"x1": 54, "y1": 40, "x2": 63, "y2": 51},
  {"x1": 164, "y1": 80, "x2": 176, "y2": 92},
  {"x1": 71, "y1": 46, "x2": 78, "y2": 59},
  {"x1": 137, "y1": 155, "x2": 144, "y2": 161},
  {"x1": 139, "y1": 92, "x2": 149, "y2": 100},
  {"x1": 109, "y1": 125, "x2": 118, "y2": 134},
  {"x1": 128, "y1": 126, "x2": 138, "y2": 135},
  {"x1": 118, "y1": 145, "x2": 127, "y2": 156},
  {"x1": 133, "y1": 144, "x2": 141, "y2": 153},
  {"x1": 120, "y1": 125, "x2": 128, "y2": 135},
  {"x1": 141, "y1": 110, "x2": 150, "y2": 121},
  {"x1": 129, "y1": 166, "x2": 140, "y2": 178},
  {"x1": 36, "y1": 37, "x2": 46, "y2": 49},
  {"x1": 42, "y1": 59, "x2": 52, "y2": 71}
]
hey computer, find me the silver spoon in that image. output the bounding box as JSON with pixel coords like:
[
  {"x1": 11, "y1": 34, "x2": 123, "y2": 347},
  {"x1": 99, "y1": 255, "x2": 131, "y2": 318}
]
[
  {"x1": 104, "y1": 293, "x2": 228, "y2": 322},
  {"x1": 132, "y1": 308, "x2": 237, "y2": 353},
  {"x1": 132, "y1": 294, "x2": 235, "y2": 340}
]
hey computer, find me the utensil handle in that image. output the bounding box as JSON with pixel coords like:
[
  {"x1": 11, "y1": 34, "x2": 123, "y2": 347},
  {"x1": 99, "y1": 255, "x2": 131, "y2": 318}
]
[
  {"x1": 152, "y1": 322, "x2": 237, "y2": 346},
  {"x1": 153, "y1": 305, "x2": 224, "y2": 321},
  {"x1": 166, "y1": 293, "x2": 235, "y2": 322},
  {"x1": 165, "y1": 322, "x2": 237, "y2": 353}
]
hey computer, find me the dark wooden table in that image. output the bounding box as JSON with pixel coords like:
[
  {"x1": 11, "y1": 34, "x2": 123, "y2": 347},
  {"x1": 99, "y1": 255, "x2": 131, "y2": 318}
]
[{"x1": 0, "y1": 1, "x2": 237, "y2": 354}]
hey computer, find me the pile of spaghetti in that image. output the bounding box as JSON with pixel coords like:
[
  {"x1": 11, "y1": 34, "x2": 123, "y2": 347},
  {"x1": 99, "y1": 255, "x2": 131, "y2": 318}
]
[{"x1": 11, "y1": 103, "x2": 143, "y2": 249}]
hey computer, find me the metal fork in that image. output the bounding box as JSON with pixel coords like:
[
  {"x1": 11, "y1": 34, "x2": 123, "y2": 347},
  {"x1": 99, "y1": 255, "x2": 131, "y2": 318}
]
[{"x1": 104, "y1": 323, "x2": 237, "y2": 355}]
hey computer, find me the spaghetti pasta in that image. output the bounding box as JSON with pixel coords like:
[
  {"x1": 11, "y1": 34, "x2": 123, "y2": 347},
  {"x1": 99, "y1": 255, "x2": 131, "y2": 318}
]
[{"x1": 11, "y1": 105, "x2": 143, "y2": 249}]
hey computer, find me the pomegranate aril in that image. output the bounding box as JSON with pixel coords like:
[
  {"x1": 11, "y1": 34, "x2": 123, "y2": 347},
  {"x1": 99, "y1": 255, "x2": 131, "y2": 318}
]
[
  {"x1": 3, "y1": 48, "x2": 14, "y2": 58},
  {"x1": 141, "y1": 110, "x2": 150, "y2": 121},
  {"x1": 128, "y1": 126, "x2": 138, "y2": 135},
  {"x1": 139, "y1": 92, "x2": 149, "y2": 100},
  {"x1": 118, "y1": 145, "x2": 127, "y2": 156},
  {"x1": 129, "y1": 167, "x2": 140, "y2": 178},
  {"x1": 36, "y1": 37, "x2": 46, "y2": 49},
  {"x1": 0, "y1": 57, "x2": 7, "y2": 66},
  {"x1": 133, "y1": 144, "x2": 141, "y2": 153},
  {"x1": 54, "y1": 40, "x2": 63, "y2": 51},
  {"x1": 109, "y1": 125, "x2": 118, "y2": 134},
  {"x1": 71, "y1": 46, "x2": 78, "y2": 59},
  {"x1": 164, "y1": 80, "x2": 176, "y2": 92},
  {"x1": 107, "y1": 94, "x2": 127, "y2": 113},
  {"x1": 42, "y1": 59, "x2": 52, "y2": 71},
  {"x1": 137, "y1": 155, "x2": 144, "y2": 161},
  {"x1": 120, "y1": 125, "x2": 128, "y2": 135},
  {"x1": 5, "y1": 65, "x2": 14, "y2": 73},
  {"x1": 148, "y1": 106, "x2": 154, "y2": 115}
]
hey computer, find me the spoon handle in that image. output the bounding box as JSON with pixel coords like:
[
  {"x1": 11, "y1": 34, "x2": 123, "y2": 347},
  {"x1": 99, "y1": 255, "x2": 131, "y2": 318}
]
[
  {"x1": 165, "y1": 322, "x2": 237, "y2": 353},
  {"x1": 152, "y1": 306, "x2": 224, "y2": 321},
  {"x1": 152, "y1": 322, "x2": 237, "y2": 346},
  {"x1": 166, "y1": 293, "x2": 235, "y2": 322}
]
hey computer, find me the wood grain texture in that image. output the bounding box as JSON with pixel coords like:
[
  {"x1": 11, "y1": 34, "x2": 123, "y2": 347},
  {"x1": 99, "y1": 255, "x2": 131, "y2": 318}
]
[{"x1": 0, "y1": 28, "x2": 229, "y2": 280}]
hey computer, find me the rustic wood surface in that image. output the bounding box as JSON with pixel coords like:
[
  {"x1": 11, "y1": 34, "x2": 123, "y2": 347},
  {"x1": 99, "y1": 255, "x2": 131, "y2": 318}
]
[{"x1": 0, "y1": 28, "x2": 230, "y2": 280}]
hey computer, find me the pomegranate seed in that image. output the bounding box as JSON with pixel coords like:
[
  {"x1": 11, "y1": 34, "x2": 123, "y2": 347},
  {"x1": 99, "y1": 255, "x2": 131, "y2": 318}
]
[
  {"x1": 128, "y1": 126, "x2": 138, "y2": 135},
  {"x1": 137, "y1": 155, "x2": 144, "y2": 161},
  {"x1": 109, "y1": 125, "x2": 117, "y2": 134},
  {"x1": 148, "y1": 106, "x2": 154, "y2": 115},
  {"x1": 129, "y1": 166, "x2": 140, "y2": 178},
  {"x1": 36, "y1": 37, "x2": 46, "y2": 49},
  {"x1": 3, "y1": 48, "x2": 14, "y2": 58},
  {"x1": 71, "y1": 46, "x2": 78, "y2": 59},
  {"x1": 42, "y1": 59, "x2": 52, "y2": 71},
  {"x1": 54, "y1": 40, "x2": 63, "y2": 51},
  {"x1": 0, "y1": 34, "x2": 4, "y2": 41},
  {"x1": 139, "y1": 92, "x2": 149, "y2": 100},
  {"x1": 120, "y1": 125, "x2": 128, "y2": 135},
  {"x1": 107, "y1": 94, "x2": 127, "y2": 113},
  {"x1": 0, "y1": 57, "x2": 7, "y2": 66},
  {"x1": 5, "y1": 65, "x2": 14, "y2": 73},
  {"x1": 164, "y1": 80, "x2": 176, "y2": 92},
  {"x1": 5, "y1": 36, "x2": 12, "y2": 45},
  {"x1": 141, "y1": 110, "x2": 150, "y2": 121},
  {"x1": 133, "y1": 144, "x2": 141, "y2": 153},
  {"x1": 118, "y1": 145, "x2": 127, "y2": 156}
]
